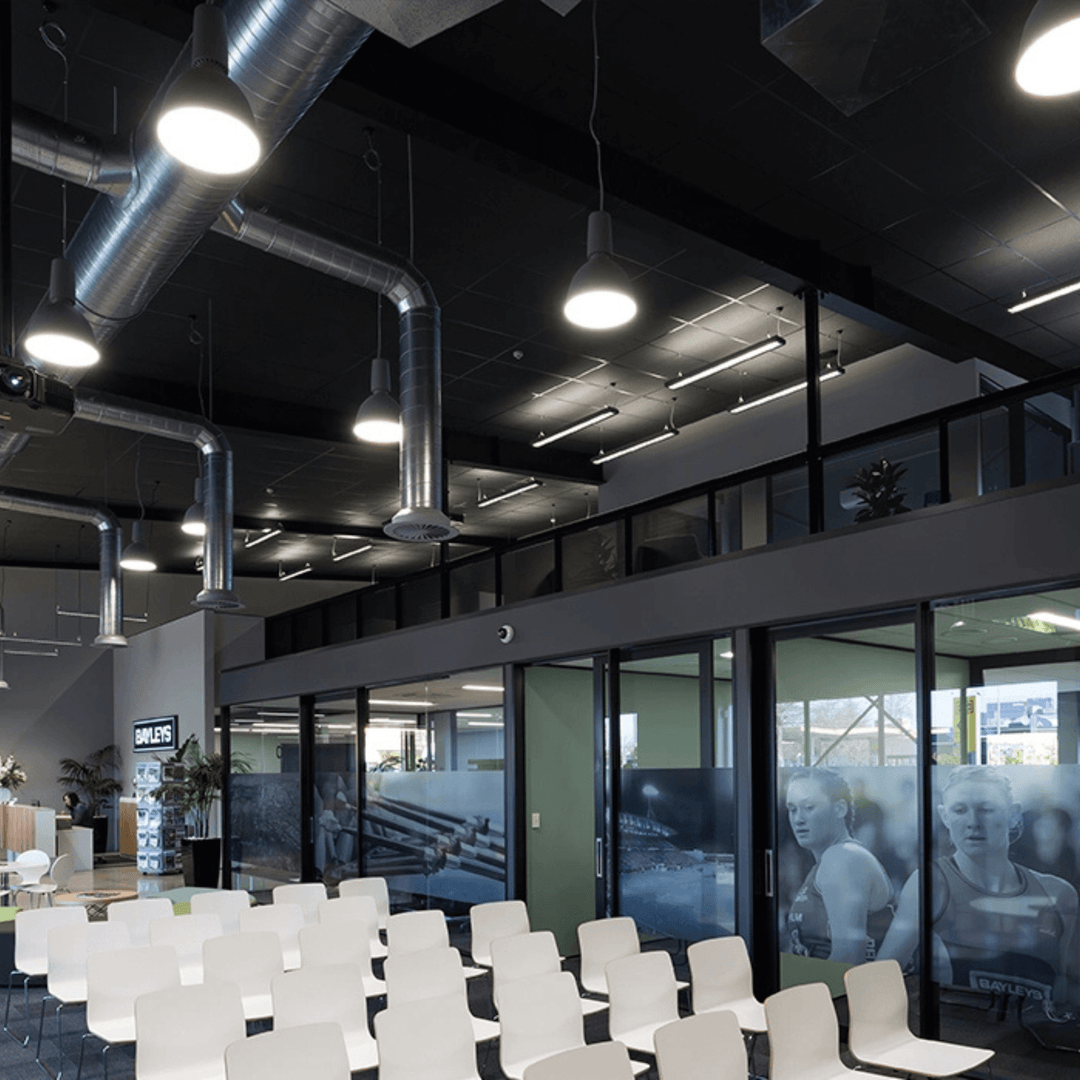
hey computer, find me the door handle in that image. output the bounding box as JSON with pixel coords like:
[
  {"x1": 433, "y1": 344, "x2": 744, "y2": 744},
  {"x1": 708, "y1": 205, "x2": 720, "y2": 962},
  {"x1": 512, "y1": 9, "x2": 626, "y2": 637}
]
[
  {"x1": 595, "y1": 838, "x2": 603, "y2": 878},
  {"x1": 763, "y1": 848, "x2": 774, "y2": 898}
]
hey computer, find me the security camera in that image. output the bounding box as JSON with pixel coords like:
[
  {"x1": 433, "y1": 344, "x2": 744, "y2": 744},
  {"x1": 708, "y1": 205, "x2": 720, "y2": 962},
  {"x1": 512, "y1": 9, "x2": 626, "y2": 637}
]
[{"x1": 497, "y1": 624, "x2": 516, "y2": 644}]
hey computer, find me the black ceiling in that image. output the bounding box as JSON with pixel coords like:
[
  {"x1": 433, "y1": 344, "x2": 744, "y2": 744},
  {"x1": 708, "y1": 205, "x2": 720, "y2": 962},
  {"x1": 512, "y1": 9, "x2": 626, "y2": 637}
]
[{"x1": 2, "y1": 0, "x2": 1078, "y2": 595}]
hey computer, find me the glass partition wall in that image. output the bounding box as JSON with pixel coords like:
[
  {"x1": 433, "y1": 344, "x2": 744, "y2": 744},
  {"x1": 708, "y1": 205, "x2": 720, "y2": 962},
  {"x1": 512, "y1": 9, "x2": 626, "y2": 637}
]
[
  {"x1": 927, "y1": 586, "x2": 1080, "y2": 1062},
  {"x1": 228, "y1": 696, "x2": 302, "y2": 894},
  {"x1": 225, "y1": 576, "x2": 1080, "y2": 1072},
  {"x1": 363, "y1": 668, "x2": 507, "y2": 914}
]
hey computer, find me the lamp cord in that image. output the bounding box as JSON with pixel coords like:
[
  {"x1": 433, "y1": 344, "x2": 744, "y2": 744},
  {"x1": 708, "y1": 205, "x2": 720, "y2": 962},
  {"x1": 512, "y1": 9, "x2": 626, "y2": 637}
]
[
  {"x1": 588, "y1": 0, "x2": 604, "y2": 213},
  {"x1": 40, "y1": 19, "x2": 69, "y2": 253},
  {"x1": 364, "y1": 130, "x2": 384, "y2": 360},
  {"x1": 134, "y1": 437, "x2": 145, "y2": 522}
]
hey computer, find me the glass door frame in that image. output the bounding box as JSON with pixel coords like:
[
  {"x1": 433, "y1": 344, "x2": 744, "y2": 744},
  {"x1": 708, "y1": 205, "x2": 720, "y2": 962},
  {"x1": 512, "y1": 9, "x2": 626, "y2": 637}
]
[
  {"x1": 599, "y1": 638, "x2": 722, "y2": 923},
  {"x1": 762, "y1": 605, "x2": 942, "y2": 1035}
]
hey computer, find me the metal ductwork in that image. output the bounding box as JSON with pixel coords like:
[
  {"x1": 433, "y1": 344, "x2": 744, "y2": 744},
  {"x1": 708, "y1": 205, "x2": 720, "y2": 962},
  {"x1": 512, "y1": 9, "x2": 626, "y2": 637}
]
[
  {"x1": 20, "y1": 0, "x2": 373, "y2": 360},
  {"x1": 73, "y1": 391, "x2": 241, "y2": 610},
  {"x1": 214, "y1": 201, "x2": 457, "y2": 541},
  {"x1": 0, "y1": 488, "x2": 126, "y2": 647},
  {"x1": 12, "y1": 103, "x2": 131, "y2": 196},
  {"x1": 9, "y1": 0, "x2": 454, "y2": 543}
]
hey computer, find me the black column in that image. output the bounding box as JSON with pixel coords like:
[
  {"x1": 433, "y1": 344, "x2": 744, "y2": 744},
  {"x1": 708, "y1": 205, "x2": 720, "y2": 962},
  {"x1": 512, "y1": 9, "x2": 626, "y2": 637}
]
[
  {"x1": 220, "y1": 704, "x2": 232, "y2": 889},
  {"x1": 802, "y1": 288, "x2": 824, "y2": 533},
  {"x1": 915, "y1": 601, "x2": 940, "y2": 1038},
  {"x1": 299, "y1": 694, "x2": 317, "y2": 882},
  {"x1": 504, "y1": 662, "x2": 527, "y2": 900},
  {"x1": 355, "y1": 686, "x2": 368, "y2": 876}
]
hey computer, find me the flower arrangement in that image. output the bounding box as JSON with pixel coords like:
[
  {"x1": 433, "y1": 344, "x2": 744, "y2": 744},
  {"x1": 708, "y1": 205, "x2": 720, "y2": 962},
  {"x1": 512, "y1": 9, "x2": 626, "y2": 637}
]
[{"x1": 0, "y1": 754, "x2": 28, "y2": 791}]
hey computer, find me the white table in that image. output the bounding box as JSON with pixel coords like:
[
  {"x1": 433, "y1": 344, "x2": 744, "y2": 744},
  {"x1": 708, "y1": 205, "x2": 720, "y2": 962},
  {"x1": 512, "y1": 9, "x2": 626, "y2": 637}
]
[{"x1": 57, "y1": 826, "x2": 94, "y2": 872}]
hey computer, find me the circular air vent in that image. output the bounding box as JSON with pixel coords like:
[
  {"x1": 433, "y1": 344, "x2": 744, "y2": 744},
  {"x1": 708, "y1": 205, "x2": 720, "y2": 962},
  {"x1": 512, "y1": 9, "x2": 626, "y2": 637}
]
[{"x1": 383, "y1": 507, "x2": 459, "y2": 543}]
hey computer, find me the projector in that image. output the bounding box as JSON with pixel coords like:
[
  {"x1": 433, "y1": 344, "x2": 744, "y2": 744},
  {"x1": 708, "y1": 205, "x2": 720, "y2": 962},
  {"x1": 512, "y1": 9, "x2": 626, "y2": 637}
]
[{"x1": 0, "y1": 364, "x2": 75, "y2": 436}]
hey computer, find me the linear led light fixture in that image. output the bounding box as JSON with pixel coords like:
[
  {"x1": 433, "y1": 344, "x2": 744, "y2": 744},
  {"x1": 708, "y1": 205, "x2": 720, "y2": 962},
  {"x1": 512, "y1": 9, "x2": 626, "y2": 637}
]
[
  {"x1": 6, "y1": 647, "x2": 59, "y2": 657},
  {"x1": 370, "y1": 698, "x2": 436, "y2": 708},
  {"x1": 462, "y1": 683, "x2": 503, "y2": 692},
  {"x1": 477, "y1": 479, "x2": 542, "y2": 507},
  {"x1": 465, "y1": 720, "x2": 504, "y2": 727},
  {"x1": 532, "y1": 407, "x2": 618, "y2": 448},
  {"x1": 457, "y1": 711, "x2": 493, "y2": 718},
  {"x1": 370, "y1": 716, "x2": 419, "y2": 725},
  {"x1": 1007, "y1": 277, "x2": 1080, "y2": 314},
  {"x1": 730, "y1": 368, "x2": 843, "y2": 414},
  {"x1": 1029, "y1": 610, "x2": 1080, "y2": 633},
  {"x1": 279, "y1": 562, "x2": 312, "y2": 582},
  {"x1": 245, "y1": 524, "x2": 283, "y2": 548},
  {"x1": 332, "y1": 543, "x2": 373, "y2": 562},
  {"x1": 592, "y1": 426, "x2": 678, "y2": 465},
  {"x1": 666, "y1": 335, "x2": 786, "y2": 390}
]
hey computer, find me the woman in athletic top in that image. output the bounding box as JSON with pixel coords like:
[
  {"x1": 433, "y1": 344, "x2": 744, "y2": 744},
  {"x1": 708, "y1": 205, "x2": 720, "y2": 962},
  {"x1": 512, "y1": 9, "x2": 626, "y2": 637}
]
[
  {"x1": 879, "y1": 765, "x2": 1078, "y2": 1006},
  {"x1": 784, "y1": 767, "x2": 895, "y2": 964}
]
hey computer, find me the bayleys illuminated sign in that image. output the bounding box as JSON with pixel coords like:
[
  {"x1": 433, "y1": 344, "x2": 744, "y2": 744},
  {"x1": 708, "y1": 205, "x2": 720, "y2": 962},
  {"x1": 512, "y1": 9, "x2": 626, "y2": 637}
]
[{"x1": 133, "y1": 716, "x2": 179, "y2": 753}]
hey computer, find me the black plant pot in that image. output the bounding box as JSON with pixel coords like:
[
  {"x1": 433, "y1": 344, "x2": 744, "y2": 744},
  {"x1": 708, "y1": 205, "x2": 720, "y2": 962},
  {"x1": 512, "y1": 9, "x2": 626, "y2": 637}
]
[
  {"x1": 91, "y1": 815, "x2": 109, "y2": 854},
  {"x1": 184, "y1": 837, "x2": 221, "y2": 889}
]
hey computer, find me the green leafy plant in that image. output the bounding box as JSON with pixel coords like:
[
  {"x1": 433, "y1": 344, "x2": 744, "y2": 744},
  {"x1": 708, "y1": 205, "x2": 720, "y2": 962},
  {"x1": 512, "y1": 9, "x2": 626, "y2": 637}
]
[
  {"x1": 849, "y1": 458, "x2": 909, "y2": 522},
  {"x1": 56, "y1": 744, "x2": 123, "y2": 816},
  {"x1": 153, "y1": 735, "x2": 252, "y2": 838}
]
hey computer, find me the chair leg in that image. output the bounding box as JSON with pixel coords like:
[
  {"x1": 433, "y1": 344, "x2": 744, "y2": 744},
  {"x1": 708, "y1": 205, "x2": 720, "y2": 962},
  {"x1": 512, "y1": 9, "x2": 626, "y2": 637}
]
[{"x1": 3, "y1": 967, "x2": 26, "y2": 1044}]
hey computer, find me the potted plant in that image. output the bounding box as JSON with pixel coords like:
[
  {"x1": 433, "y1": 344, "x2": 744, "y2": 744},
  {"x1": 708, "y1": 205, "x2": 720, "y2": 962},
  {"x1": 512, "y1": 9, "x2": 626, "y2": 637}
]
[
  {"x1": 154, "y1": 735, "x2": 251, "y2": 887},
  {"x1": 0, "y1": 753, "x2": 27, "y2": 802},
  {"x1": 56, "y1": 744, "x2": 123, "y2": 853},
  {"x1": 848, "y1": 457, "x2": 910, "y2": 522}
]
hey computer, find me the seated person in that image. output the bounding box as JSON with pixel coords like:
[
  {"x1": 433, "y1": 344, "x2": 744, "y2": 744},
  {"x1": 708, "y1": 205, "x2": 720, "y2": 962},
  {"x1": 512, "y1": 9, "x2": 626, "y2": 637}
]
[{"x1": 63, "y1": 791, "x2": 92, "y2": 828}]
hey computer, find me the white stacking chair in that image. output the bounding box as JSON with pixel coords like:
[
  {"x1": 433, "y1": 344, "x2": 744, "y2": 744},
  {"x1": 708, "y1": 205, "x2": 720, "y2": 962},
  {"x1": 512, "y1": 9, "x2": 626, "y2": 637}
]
[
  {"x1": 238, "y1": 902, "x2": 303, "y2": 970},
  {"x1": 386, "y1": 909, "x2": 485, "y2": 977},
  {"x1": 135, "y1": 981, "x2": 246, "y2": 1080},
  {"x1": 523, "y1": 1041, "x2": 637, "y2": 1080},
  {"x1": 299, "y1": 921, "x2": 385, "y2": 997},
  {"x1": 203, "y1": 931, "x2": 284, "y2": 1022},
  {"x1": 654, "y1": 1011, "x2": 748, "y2": 1080},
  {"x1": 844, "y1": 960, "x2": 994, "y2": 1077},
  {"x1": 470, "y1": 899, "x2": 530, "y2": 966},
  {"x1": 5, "y1": 904, "x2": 87, "y2": 1045},
  {"x1": 77, "y1": 944, "x2": 181, "y2": 1080},
  {"x1": 498, "y1": 971, "x2": 588, "y2": 1080},
  {"x1": 36, "y1": 920, "x2": 131, "y2": 1077},
  {"x1": 318, "y1": 894, "x2": 387, "y2": 958},
  {"x1": 577, "y1": 917, "x2": 640, "y2": 996},
  {"x1": 383, "y1": 945, "x2": 499, "y2": 1042},
  {"x1": 271, "y1": 963, "x2": 379, "y2": 1071},
  {"x1": 765, "y1": 982, "x2": 884, "y2": 1080},
  {"x1": 491, "y1": 930, "x2": 605, "y2": 1016},
  {"x1": 606, "y1": 950, "x2": 681, "y2": 1056},
  {"x1": 338, "y1": 876, "x2": 390, "y2": 930},
  {"x1": 225, "y1": 1021, "x2": 351, "y2": 1080},
  {"x1": 149, "y1": 913, "x2": 224, "y2": 985},
  {"x1": 12, "y1": 849, "x2": 51, "y2": 903},
  {"x1": 687, "y1": 936, "x2": 766, "y2": 1045},
  {"x1": 107, "y1": 896, "x2": 174, "y2": 947},
  {"x1": 272, "y1": 882, "x2": 327, "y2": 926},
  {"x1": 190, "y1": 890, "x2": 253, "y2": 936},
  {"x1": 375, "y1": 994, "x2": 481, "y2": 1080},
  {"x1": 20, "y1": 853, "x2": 74, "y2": 908}
]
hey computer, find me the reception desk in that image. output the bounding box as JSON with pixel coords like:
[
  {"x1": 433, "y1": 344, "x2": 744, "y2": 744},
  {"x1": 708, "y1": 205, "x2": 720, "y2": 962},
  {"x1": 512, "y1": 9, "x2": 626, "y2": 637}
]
[{"x1": 0, "y1": 803, "x2": 56, "y2": 856}]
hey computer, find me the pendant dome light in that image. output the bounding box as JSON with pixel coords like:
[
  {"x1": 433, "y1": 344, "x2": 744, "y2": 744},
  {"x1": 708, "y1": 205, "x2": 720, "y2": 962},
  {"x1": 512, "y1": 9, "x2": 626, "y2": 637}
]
[
  {"x1": 23, "y1": 25, "x2": 100, "y2": 368},
  {"x1": 120, "y1": 443, "x2": 157, "y2": 572},
  {"x1": 156, "y1": 3, "x2": 261, "y2": 175},
  {"x1": 120, "y1": 520, "x2": 157, "y2": 572},
  {"x1": 181, "y1": 476, "x2": 206, "y2": 537},
  {"x1": 563, "y1": 0, "x2": 636, "y2": 331},
  {"x1": 353, "y1": 355, "x2": 402, "y2": 444},
  {"x1": 23, "y1": 256, "x2": 101, "y2": 368},
  {"x1": 352, "y1": 130, "x2": 402, "y2": 445},
  {"x1": 1016, "y1": 0, "x2": 1080, "y2": 96}
]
